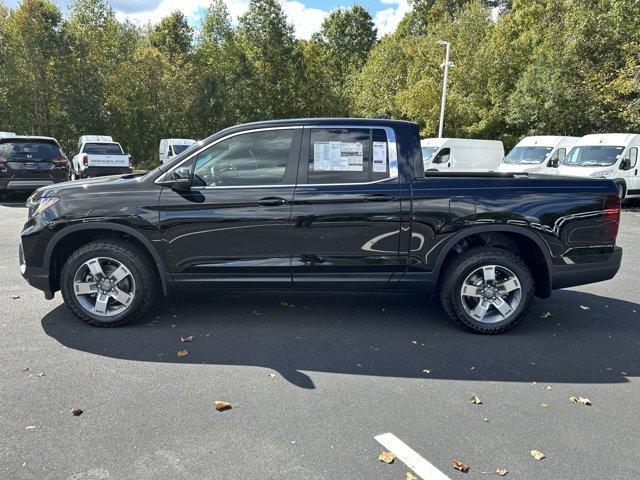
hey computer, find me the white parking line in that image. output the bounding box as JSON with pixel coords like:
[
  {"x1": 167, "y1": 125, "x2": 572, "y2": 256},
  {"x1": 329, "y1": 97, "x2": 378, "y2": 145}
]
[{"x1": 375, "y1": 432, "x2": 452, "y2": 480}]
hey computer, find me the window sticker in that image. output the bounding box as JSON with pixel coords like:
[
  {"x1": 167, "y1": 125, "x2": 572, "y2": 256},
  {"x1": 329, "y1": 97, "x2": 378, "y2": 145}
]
[
  {"x1": 373, "y1": 141, "x2": 388, "y2": 172},
  {"x1": 314, "y1": 141, "x2": 364, "y2": 171}
]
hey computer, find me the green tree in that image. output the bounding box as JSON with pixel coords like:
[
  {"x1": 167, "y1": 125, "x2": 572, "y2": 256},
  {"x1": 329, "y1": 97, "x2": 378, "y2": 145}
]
[
  {"x1": 237, "y1": 0, "x2": 304, "y2": 119},
  {"x1": 149, "y1": 11, "x2": 193, "y2": 60},
  {"x1": 2, "y1": 0, "x2": 68, "y2": 137},
  {"x1": 313, "y1": 5, "x2": 376, "y2": 115}
]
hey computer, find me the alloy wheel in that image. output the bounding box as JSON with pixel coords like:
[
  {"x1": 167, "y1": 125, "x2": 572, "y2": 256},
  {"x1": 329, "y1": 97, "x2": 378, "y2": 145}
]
[
  {"x1": 459, "y1": 264, "x2": 522, "y2": 324},
  {"x1": 73, "y1": 257, "x2": 136, "y2": 317}
]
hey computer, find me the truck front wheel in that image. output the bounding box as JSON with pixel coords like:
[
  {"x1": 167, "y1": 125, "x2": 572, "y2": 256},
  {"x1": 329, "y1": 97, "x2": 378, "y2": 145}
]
[
  {"x1": 60, "y1": 240, "x2": 158, "y2": 327},
  {"x1": 440, "y1": 247, "x2": 534, "y2": 334}
]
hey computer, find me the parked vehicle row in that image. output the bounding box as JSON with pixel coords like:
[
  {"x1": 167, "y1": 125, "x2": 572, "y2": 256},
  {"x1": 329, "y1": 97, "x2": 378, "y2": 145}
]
[
  {"x1": 497, "y1": 136, "x2": 579, "y2": 175},
  {"x1": 19, "y1": 118, "x2": 622, "y2": 334}
]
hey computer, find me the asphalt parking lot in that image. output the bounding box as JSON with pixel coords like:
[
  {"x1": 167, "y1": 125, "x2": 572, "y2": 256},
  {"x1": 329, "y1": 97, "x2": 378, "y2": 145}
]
[{"x1": 1, "y1": 195, "x2": 639, "y2": 480}]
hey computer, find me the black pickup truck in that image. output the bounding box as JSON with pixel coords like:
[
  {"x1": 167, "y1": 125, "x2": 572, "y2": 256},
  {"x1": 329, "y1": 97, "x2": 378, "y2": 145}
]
[{"x1": 19, "y1": 118, "x2": 622, "y2": 333}]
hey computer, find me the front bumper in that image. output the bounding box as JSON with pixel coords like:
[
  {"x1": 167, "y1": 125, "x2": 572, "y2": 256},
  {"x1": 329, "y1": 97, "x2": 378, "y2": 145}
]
[
  {"x1": 551, "y1": 246, "x2": 622, "y2": 290},
  {"x1": 19, "y1": 242, "x2": 54, "y2": 299}
]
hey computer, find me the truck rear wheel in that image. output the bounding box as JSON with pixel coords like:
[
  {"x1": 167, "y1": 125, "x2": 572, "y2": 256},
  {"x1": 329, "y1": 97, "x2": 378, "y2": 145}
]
[
  {"x1": 440, "y1": 247, "x2": 533, "y2": 334},
  {"x1": 61, "y1": 239, "x2": 158, "y2": 327}
]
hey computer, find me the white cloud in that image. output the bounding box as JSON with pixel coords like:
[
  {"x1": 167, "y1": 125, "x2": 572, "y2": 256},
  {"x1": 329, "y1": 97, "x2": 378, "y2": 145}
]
[
  {"x1": 374, "y1": 0, "x2": 410, "y2": 36},
  {"x1": 114, "y1": 0, "x2": 328, "y2": 40}
]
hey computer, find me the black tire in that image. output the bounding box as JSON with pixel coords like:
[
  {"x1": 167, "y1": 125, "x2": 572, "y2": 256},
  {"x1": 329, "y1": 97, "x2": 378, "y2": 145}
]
[
  {"x1": 440, "y1": 247, "x2": 534, "y2": 334},
  {"x1": 60, "y1": 239, "x2": 158, "y2": 327}
]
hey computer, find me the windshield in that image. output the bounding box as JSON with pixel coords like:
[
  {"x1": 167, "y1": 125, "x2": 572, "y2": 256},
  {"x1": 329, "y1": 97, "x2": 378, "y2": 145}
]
[
  {"x1": 421, "y1": 147, "x2": 438, "y2": 160},
  {"x1": 0, "y1": 140, "x2": 61, "y2": 159},
  {"x1": 504, "y1": 146, "x2": 553, "y2": 164},
  {"x1": 562, "y1": 145, "x2": 624, "y2": 167},
  {"x1": 172, "y1": 144, "x2": 191, "y2": 155},
  {"x1": 84, "y1": 143, "x2": 124, "y2": 155}
]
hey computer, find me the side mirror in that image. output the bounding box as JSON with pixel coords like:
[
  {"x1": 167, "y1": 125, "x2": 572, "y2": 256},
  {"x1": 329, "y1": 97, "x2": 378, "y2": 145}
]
[
  {"x1": 620, "y1": 158, "x2": 631, "y2": 170},
  {"x1": 548, "y1": 159, "x2": 559, "y2": 168},
  {"x1": 159, "y1": 167, "x2": 192, "y2": 191}
]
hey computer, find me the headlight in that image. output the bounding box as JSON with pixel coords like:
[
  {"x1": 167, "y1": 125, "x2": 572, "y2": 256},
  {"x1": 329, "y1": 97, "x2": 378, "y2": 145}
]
[
  {"x1": 590, "y1": 170, "x2": 614, "y2": 178},
  {"x1": 27, "y1": 196, "x2": 60, "y2": 219}
]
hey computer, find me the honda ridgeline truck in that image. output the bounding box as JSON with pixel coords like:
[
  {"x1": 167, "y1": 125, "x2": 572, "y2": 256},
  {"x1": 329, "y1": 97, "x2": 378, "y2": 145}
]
[
  {"x1": 71, "y1": 136, "x2": 132, "y2": 180},
  {"x1": 20, "y1": 119, "x2": 622, "y2": 334}
]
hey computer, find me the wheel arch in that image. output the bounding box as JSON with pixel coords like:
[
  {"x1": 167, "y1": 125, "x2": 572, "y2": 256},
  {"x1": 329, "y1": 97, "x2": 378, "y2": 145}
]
[
  {"x1": 45, "y1": 223, "x2": 171, "y2": 295},
  {"x1": 434, "y1": 225, "x2": 553, "y2": 298},
  {"x1": 614, "y1": 179, "x2": 627, "y2": 198}
]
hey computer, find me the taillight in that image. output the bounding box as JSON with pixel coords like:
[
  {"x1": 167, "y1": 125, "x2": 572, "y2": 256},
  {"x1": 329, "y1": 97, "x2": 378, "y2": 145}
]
[
  {"x1": 82, "y1": 154, "x2": 89, "y2": 167},
  {"x1": 53, "y1": 155, "x2": 68, "y2": 166},
  {"x1": 604, "y1": 194, "x2": 621, "y2": 240},
  {"x1": 128, "y1": 155, "x2": 133, "y2": 169}
]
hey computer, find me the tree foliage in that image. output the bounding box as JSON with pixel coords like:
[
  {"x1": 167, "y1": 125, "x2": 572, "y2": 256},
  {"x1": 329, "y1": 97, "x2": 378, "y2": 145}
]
[{"x1": 0, "y1": 0, "x2": 638, "y2": 166}]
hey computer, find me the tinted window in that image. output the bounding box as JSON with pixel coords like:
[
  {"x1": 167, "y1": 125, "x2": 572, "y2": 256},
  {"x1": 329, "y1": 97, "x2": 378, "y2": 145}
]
[
  {"x1": 308, "y1": 128, "x2": 371, "y2": 184},
  {"x1": 432, "y1": 147, "x2": 450, "y2": 164},
  {"x1": 563, "y1": 146, "x2": 624, "y2": 166},
  {"x1": 504, "y1": 146, "x2": 553, "y2": 164},
  {"x1": 0, "y1": 140, "x2": 61, "y2": 159},
  {"x1": 172, "y1": 144, "x2": 191, "y2": 155},
  {"x1": 193, "y1": 129, "x2": 295, "y2": 187},
  {"x1": 84, "y1": 143, "x2": 124, "y2": 155}
]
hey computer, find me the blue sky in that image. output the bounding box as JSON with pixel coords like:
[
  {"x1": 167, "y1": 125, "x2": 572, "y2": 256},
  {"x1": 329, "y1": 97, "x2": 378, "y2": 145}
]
[{"x1": 4, "y1": 0, "x2": 410, "y2": 38}]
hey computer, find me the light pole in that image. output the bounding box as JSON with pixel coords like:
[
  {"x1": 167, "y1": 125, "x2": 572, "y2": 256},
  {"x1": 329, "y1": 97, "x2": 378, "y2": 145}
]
[{"x1": 436, "y1": 40, "x2": 451, "y2": 138}]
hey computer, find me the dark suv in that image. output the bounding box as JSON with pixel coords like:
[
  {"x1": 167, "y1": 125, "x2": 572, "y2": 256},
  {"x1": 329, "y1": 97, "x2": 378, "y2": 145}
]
[
  {"x1": 19, "y1": 119, "x2": 622, "y2": 334},
  {"x1": 0, "y1": 136, "x2": 69, "y2": 199}
]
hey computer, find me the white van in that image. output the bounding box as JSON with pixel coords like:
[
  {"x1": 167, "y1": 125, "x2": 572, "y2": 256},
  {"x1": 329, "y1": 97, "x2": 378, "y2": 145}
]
[
  {"x1": 159, "y1": 138, "x2": 196, "y2": 164},
  {"x1": 0, "y1": 132, "x2": 17, "y2": 139},
  {"x1": 421, "y1": 138, "x2": 504, "y2": 172},
  {"x1": 497, "y1": 136, "x2": 579, "y2": 175},
  {"x1": 557, "y1": 133, "x2": 640, "y2": 199}
]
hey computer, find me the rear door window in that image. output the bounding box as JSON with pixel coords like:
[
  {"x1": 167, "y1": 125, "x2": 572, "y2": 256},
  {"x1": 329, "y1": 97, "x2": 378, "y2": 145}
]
[
  {"x1": 84, "y1": 143, "x2": 124, "y2": 155},
  {"x1": 305, "y1": 128, "x2": 391, "y2": 184}
]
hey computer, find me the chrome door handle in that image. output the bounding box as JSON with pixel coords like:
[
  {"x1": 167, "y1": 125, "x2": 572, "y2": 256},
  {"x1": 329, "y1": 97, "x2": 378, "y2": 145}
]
[
  {"x1": 364, "y1": 194, "x2": 395, "y2": 203},
  {"x1": 257, "y1": 197, "x2": 287, "y2": 207}
]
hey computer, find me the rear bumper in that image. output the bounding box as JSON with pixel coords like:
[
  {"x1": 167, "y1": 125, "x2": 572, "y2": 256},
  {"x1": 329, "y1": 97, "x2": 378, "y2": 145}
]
[
  {"x1": 551, "y1": 246, "x2": 622, "y2": 290},
  {"x1": 0, "y1": 170, "x2": 68, "y2": 191},
  {"x1": 19, "y1": 242, "x2": 53, "y2": 299},
  {"x1": 82, "y1": 167, "x2": 132, "y2": 177}
]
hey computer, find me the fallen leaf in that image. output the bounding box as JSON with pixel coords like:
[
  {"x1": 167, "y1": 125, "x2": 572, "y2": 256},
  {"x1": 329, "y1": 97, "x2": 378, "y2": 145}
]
[
  {"x1": 541, "y1": 402, "x2": 550, "y2": 408},
  {"x1": 470, "y1": 395, "x2": 482, "y2": 405},
  {"x1": 20, "y1": 367, "x2": 29, "y2": 373},
  {"x1": 404, "y1": 473, "x2": 418, "y2": 480},
  {"x1": 280, "y1": 302, "x2": 289, "y2": 307},
  {"x1": 177, "y1": 350, "x2": 188, "y2": 357},
  {"x1": 180, "y1": 336, "x2": 193, "y2": 343},
  {"x1": 422, "y1": 369, "x2": 431, "y2": 374},
  {"x1": 378, "y1": 451, "x2": 396, "y2": 464},
  {"x1": 531, "y1": 450, "x2": 545, "y2": 460},
  {"x1": 268, "y1": 373, "x2": 276, "y2": 378},
  {"x1": 25, "y1": 426, "x2": 36, "y2": 430},
  {"x1": 70, "y1": 407, "x2": 83, "y2": 416},
  {"x1": 546, "y1": 386, "x2": 552, "y2": 390},
  {"x1": 541, "y1": 311, "x2": 552, "y2": 318},
  {"x1": 452, "y1": 460, "x2": 469, "y2": 472},
  {"x1": 570, "y1": 396, "x2": 592, "y2": 406},
  {"x1": 411, "y1": 340, "x2": 418, "y2": 345},
  {"x1": 214, "y1": 401, "x2": 232, "y2": 411},
  {"x1": 11, "y1": 295, "x2": 20, "y2": 299},
  {"x1": 36, "y1": 372, "x2": 46, "y2": 377},
  {"x1": 496, "y1": 467, "x2": 508, "y2": 476},
  {"x1": 579, "y1": 305, "x2": 590, "y2": 311}
]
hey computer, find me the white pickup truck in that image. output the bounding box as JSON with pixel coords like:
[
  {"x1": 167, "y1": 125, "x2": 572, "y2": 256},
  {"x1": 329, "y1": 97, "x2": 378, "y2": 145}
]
[{"x1": 71, "y1": 136, "x2": 133, "y2": 180}]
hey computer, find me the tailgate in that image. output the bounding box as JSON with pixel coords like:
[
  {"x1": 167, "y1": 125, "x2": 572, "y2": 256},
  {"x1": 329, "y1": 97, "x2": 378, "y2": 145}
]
[{"x1": 87, "y1": 154, "x2": 130, "y2": 168}]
